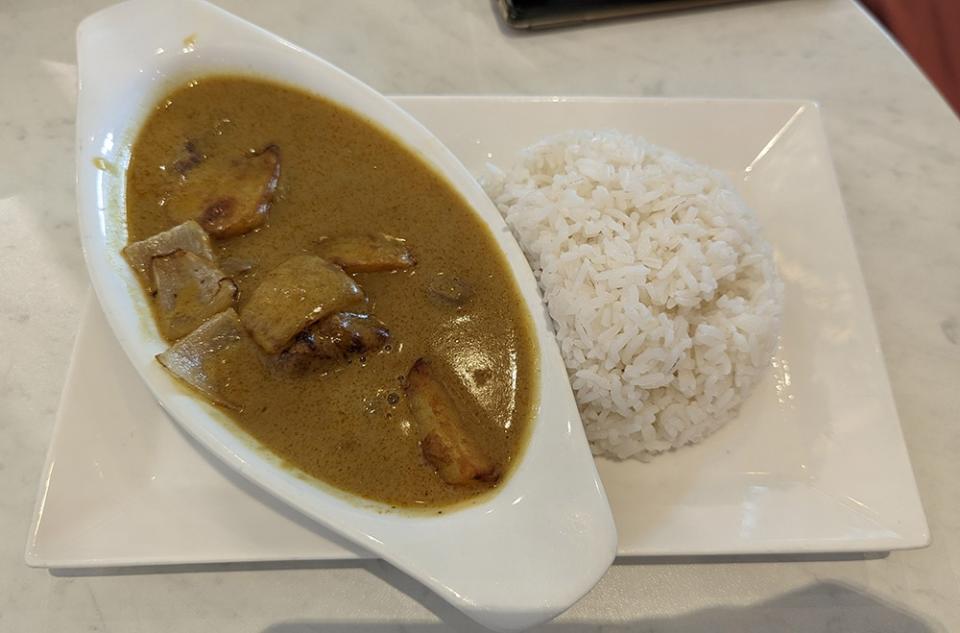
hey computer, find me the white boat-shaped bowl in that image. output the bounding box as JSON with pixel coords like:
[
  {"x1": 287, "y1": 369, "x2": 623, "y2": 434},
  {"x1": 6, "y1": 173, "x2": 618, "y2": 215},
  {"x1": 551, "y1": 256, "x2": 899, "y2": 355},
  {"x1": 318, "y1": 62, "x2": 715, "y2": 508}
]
[{"x1": 75, "y1": 1, "x2": 617, "y2": 630}]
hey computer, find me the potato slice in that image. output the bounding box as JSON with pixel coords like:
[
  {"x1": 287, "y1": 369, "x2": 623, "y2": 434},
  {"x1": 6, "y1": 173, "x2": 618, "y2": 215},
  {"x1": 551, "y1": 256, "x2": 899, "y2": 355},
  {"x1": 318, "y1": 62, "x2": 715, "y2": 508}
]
[
  {"x1": 405, "y1": 358, "x2": 498, "y2": 485},
  {"x1": 122, "y1": 220, "x2": 213, "y2": 292},
  {"x1": 156, "y1": 309, "x2": 251, "y2": 410},
  {"x1": 316, "y1": 233, "x2": 415, "y2": 273},
  {"x1": 240, "y1": 255, "x2": 364, "y2": 353},
  {"x1": 167, "y1": 145, "x2": 281, "y2": 239},
  {"x1": 151, "y1": 250, "x2": 237, "y2": 340}
]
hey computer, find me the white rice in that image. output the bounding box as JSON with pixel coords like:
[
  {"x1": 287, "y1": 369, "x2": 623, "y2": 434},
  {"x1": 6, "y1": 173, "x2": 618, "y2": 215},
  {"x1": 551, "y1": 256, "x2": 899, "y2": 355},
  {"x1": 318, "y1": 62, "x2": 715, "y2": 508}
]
[{"x1": 482, "y1": 130, "x2": 784, "y2": 460}]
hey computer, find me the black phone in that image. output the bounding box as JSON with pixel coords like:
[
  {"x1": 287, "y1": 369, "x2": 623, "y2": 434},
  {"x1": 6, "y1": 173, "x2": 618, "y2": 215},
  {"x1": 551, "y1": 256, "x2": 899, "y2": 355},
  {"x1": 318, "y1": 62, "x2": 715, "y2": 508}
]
[{"x1": 498, "y1": 0, "x2": 748, "y2": 29}]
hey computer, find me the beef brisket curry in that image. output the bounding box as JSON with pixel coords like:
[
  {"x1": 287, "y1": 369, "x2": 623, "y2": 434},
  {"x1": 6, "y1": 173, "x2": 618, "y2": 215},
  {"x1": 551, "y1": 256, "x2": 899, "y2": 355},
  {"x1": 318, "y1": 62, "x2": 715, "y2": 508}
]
[{"x1": 123, "y1": 76, "x2": 538, "y2": 508}]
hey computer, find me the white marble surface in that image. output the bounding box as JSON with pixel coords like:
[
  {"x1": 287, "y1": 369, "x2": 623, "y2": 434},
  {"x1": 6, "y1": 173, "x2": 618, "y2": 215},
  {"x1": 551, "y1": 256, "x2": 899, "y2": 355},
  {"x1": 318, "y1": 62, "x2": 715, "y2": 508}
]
[{"x1": 1, "y1": 0, "x2": 958, "y2": 631}]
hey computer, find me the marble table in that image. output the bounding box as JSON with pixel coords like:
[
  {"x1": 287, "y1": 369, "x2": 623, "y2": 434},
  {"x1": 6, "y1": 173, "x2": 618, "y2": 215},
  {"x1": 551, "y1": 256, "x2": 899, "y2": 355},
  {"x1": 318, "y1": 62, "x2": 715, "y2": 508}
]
[{"x1": 2, "y1": 0, "x2": 958, "y2": 630}]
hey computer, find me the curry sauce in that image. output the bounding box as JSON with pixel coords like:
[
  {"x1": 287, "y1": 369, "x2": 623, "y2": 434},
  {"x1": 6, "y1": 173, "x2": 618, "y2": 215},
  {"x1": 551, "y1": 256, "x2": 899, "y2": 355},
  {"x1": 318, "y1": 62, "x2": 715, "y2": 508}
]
[{"x1": 125, "y1": 76, "x2": 538, "y2": 508}]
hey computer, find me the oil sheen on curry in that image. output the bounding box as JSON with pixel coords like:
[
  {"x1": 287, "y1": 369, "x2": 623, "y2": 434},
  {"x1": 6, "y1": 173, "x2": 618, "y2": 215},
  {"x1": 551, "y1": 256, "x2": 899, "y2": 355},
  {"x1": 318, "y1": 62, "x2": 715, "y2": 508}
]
[{"x1": 124, "y1": 76, "x2": 538, "y2": 509}]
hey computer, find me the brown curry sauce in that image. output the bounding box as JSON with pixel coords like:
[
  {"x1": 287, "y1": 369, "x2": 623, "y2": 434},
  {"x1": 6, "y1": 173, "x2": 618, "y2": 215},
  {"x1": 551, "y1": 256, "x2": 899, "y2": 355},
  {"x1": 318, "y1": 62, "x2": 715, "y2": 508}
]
[{"x1": 125, "y1": 76, "x2": 538, "y2": 508}]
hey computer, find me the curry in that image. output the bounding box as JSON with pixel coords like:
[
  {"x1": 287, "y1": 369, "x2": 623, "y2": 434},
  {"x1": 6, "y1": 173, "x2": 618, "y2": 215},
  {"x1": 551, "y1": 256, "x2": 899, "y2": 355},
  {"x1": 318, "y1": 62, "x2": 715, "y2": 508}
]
[{"x1": 124, "y1": 76, "x2": 538, "y2": 508}]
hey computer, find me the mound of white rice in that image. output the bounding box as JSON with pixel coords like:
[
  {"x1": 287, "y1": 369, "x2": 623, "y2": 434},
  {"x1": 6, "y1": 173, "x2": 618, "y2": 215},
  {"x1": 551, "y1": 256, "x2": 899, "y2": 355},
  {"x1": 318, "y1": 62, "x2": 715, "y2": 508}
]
[{"x1": 482, "y1": 130, "x2": 783, "y2": 460}]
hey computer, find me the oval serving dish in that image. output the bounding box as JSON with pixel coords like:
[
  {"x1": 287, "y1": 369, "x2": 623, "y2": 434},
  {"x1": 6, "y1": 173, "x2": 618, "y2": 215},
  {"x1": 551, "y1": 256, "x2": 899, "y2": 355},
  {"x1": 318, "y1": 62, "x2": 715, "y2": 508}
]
[{"x1": 75, "y1": 0, "x2": 616, "y2": 630}]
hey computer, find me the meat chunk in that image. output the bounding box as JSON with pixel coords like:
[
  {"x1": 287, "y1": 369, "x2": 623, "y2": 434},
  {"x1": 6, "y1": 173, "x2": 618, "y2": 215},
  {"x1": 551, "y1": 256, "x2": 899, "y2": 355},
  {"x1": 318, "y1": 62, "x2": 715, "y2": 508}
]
[
  {"x1": 239, "y1": 255, "x2": 364, "y2": 354},
  {"x1": 287, "y1": 312, "x2": 390, "y2": 359},
  {"x1": 219, "y1": 256, "x2": 255, "y2": 277},
  {"x1": 122, "y1": 220, "x2": 213, "y2": 292},
  {"x1": 172, "y1": 139, "x2": 203, "y2": 175},
  {"x1": 167, "y1": 145, "x2": 281, "y2": 239},
  {"x1": 316, "y1": 233, "x2": 415, "y2": 273},
  {"x1": 404, "y1": 358, "x2": 498, "y2": 485},
  {"x1": 425, "y1": 275, "x2": 472, "y2": 307},
  {"x1": 151, "y1": 250, "x2": 238, "y2": 340},
  {"x1": 156, "y1": 309, "x2": 252, "y2": 410}
]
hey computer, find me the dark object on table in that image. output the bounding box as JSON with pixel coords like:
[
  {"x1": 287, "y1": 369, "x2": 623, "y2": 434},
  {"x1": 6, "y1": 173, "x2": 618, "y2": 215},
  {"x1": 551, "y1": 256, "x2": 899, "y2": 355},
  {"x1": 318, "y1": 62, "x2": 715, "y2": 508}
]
[
  {"x1": 498, "y1": 0, "x2": 749, "y2": 29},
  {"x1": 861, "y1": 0, "x2": 960, "y2": 116}
]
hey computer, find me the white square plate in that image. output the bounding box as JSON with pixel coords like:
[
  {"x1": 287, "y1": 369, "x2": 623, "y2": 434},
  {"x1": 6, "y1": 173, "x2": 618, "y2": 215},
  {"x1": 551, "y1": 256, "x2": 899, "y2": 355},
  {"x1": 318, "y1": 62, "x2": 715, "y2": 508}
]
[{"x1": 27, "y1": 96, "x2": 929, "y2": 567}]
